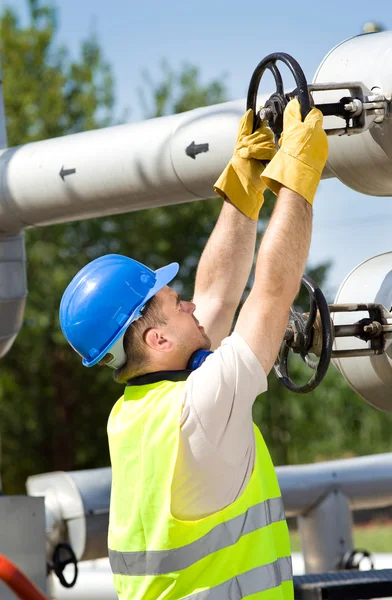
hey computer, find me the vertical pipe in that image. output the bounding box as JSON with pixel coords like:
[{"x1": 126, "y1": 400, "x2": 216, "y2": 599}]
[
  {"x1": 0, "y1": 57, "x2": 27, "y2": 363},
  {"x1": 298, "y1": 490, "x2": 354, "y2": 573},
  {"x1": 0, "y1": 232, "x2": 27, "y2": 358},
  {"x1": 0, "y1": 59, "x2": 28, "y2": 496}
]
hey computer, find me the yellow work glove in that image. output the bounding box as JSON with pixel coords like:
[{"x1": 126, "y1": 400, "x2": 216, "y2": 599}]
[
  {"x1": 214, "y1": 109, "x2": 276, "y2": 220},
  {"x1": 261, "y1": 98, "x2": 328, "y2": 205}
]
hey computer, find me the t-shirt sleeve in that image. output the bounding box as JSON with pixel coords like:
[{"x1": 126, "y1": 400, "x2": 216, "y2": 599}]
[{"x1": 183, "y1": 331, "x2": 268, "y2": 466}]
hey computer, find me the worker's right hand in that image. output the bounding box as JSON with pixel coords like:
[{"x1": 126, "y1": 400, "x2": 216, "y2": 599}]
[
  {"x1": 214, "y1": 109, "x2": 276, "y2": 220},
  {"x1": 261, "y1": 98, "x2": 328, "y2": 205}
]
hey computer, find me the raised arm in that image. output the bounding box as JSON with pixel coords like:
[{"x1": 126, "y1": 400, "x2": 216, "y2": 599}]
[
  {"x1": 193, "y1": 109, "x2": 276, "y2": 349},
  {"x1": 235, "y1": 187, "x2": 311, "y2": 374},
  {"x1": 193, "y1": 202, "x2": 257, "y2": 349},
  {"x1": 235, "y1": 99, "x2": 328, "y2": 375}
]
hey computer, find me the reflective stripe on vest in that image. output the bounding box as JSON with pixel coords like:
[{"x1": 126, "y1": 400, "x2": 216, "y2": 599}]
[
  {"x1": 183, "y1": 557, "x2": 292, "y2": 599},
  {"x1": 109, "y1": 497, "x2": 285, "y2": 576}
]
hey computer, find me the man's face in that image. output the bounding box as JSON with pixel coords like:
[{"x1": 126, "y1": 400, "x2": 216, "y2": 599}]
[{"x1": 155, "y1": 286, "x2": 211, "y2": 362}]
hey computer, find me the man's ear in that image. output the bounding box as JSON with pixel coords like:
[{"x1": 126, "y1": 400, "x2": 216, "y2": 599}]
[{"x1": 144, "y1": 328, "x2": 173, "y2": 353}]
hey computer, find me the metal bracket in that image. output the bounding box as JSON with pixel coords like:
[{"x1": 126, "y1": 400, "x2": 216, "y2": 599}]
[
  {"x1": 329, "y1": 302, "x2": 392, "y2": 358},
  {"x1": 289, "y1": 82, "x2": 387, "y2": 136}
]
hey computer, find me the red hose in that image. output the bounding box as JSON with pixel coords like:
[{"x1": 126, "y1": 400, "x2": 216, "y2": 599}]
[{"x1": 0, "y1": 554, "x2": 48, "y2": 600}]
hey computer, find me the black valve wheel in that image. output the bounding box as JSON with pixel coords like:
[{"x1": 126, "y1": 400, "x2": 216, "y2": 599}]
[
  {"x1": 273, "y1": 275, "x2": 333, "y2": 394},
  {"x1": 246, "y1": 52, "x2": 312, "y2": 140},
  {"x1": 50, "y1": 542, "x2": 78, "y2": 589}
]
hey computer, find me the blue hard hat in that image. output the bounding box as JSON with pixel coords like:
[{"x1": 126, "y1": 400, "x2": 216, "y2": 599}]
[{"x1": 59, "y1": 254, "x2": 179, "y2": 368}]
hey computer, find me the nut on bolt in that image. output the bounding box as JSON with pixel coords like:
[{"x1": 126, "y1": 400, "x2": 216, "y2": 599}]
[
  {"x1": 363, "y1": 321, "x2": 382, "y2": 336},
  {"x1": 259, "y1": 106, "x2": 274, "y2": 121}
]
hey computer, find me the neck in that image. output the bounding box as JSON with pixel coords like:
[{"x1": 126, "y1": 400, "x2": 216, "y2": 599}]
[{"x1": 146, "y1": 353, "x2": 190, "y2": 374}]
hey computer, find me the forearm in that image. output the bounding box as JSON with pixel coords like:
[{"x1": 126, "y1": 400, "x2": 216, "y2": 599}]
[
  {"x1": 235, "y1": 187, "x2": 312, "y2": 374},
  {"x1": 194, "y1": 200, "x2": 257, "y2": 308},
  {"x1": 255, "y1": 186, "x2": 312, "y2": 302},
  {"x1": 193, "y1": 200, "x2": 257, "y2": 348}
]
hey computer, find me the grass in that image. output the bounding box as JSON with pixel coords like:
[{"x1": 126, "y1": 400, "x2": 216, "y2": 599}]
[{"x1": 289, "y1": 522, "x2": 392, "y2": 553}]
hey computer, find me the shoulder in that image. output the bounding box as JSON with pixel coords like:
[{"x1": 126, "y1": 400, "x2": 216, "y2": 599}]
[{"x1": 191, "y1": 332, "x2": 267, "y2": 389}]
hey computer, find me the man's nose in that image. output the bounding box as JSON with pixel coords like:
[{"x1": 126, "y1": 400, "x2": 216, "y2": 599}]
[{"x1": 183, "y1": 301, "x2": 196, "y2": 314}]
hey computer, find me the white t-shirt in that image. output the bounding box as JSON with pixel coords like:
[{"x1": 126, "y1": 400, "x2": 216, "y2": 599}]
[{"x1": 171, "y1": 332, "x2": 268, "y2": 520}]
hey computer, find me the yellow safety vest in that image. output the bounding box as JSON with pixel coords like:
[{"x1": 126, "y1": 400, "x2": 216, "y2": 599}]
[{"x1": 107, "y1": 378, "x2": 293, "y2": 600}]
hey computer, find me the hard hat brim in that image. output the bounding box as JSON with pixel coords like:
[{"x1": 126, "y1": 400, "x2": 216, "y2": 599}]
[{"x1": 143, "y1": 262, "x2": 180, "y2": 306}]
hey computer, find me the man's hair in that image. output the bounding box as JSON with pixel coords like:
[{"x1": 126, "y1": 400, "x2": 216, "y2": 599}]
[{"x1": 113, "y1": 295, "x2": 167, "y2": 384}]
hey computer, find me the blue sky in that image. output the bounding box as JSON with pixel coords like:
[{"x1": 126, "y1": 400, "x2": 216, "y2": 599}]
[{"x1": 3, "y1": 0, "x2": 392, "y2": 296}]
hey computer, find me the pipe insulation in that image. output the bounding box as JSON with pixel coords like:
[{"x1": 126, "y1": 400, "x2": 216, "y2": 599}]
[{"x1": 0, "y1": 99, "x2": 256, "y2": 232}]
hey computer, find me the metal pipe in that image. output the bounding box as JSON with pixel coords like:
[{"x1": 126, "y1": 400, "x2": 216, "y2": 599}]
[
  {"x1": 0, "y1": 57, "x2": 28, "y2": 363},
  {"x1": 0, "y1": 99, "x2": 249, "y2": 232},
  {"x1": 297, "y1": 491, "x2": 353, "y2": 573},
  {"x1": 1, "y1": 32, "x2": 392, "y2": 235},
  {"x1": 27, "y1": 452, "x2": 392, "y2": 561},
  {"x1": 333, "y1": 324, "x2": 365, "y2": 337},
  {"x1": 0, "y1": 232, "x2": 28, "y2": 359},
  {"x1": 332, "y1": 348, "x2": 383, "y2": 358},
  {"x1": 329, "y1": 303, "x2": 373, "y2": 313},
  {"x1": 313, "y1": 31, "x2": 392, "y2": 196},
  {"x1": 277, "y1": 453, "x2": 392, "y2": 517}
]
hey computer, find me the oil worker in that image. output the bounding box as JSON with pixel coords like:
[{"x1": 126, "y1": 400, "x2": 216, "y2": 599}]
[{"x1": 60, "y1": 98, "x2": 328, "y2": 599}]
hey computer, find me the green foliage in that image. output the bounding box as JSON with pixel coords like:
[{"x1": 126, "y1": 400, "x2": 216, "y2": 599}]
[
  {"x1": 0, "y1": 0, "x2": 223, "y2": 493},
  {"x1": 255, "y1": 357, "x2": 392, "y2": 467},
  {"x1": 138, "y1": 60, "x2": 227, "y2": 118},
  {"x1": 0, "y1": 0, "x2": 390, "y2": 495},
  {"x1": 0, "y1": 0, "x2": 115, "y2": 492},
  {"x1": 1, "y1": 1, "x2": 113, "y2": 144}
]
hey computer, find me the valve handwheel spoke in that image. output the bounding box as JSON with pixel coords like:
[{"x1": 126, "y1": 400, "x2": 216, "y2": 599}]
[{"x1": 274, "y1": 275, "x2": 333, "y2": 394}]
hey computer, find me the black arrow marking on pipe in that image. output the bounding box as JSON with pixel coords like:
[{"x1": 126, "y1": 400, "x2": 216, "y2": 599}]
[
  {"x1": 186, "y1": 141, "x2": 209, "y2": 160},
  {"x1": 60, "y1": 166, "x2": 76, "y2": 181}
]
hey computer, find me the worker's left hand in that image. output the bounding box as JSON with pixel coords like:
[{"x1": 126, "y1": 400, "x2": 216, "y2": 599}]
[
  {"x1": 261, "y1": 98, "x2": 328, "y2": 205},
  {"x1": 214, "y1": 109, "x2": 276, "y2": 220}
]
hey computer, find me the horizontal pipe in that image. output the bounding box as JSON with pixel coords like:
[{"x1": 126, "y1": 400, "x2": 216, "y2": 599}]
[
  {"x1": 0, "y1": 95, "x2": 340, "y2": 235},
  {"x1": 4, "y1": 31, "x2": 392, "y2": 234},
  {"x1": 0, "y1": 99, "x2": 246, "y2": 233},
  {"x1": 277, "y1": 453, "x2": 392, "y2": 517},
  {"x1": 332, "y1": 348, "x2": 383, "y2": 359},
  {"x1": 27, "y1": 452, "x2": 392, "y2": 560},
  {"x1": 333, "y1": 324, "x2": 364, "y2": 337}
]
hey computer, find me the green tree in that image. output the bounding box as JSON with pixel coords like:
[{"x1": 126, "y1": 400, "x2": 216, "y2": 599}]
[
  {"x1": 0, "y1": 0, "x2": 115, "y2": 492},
  {"x1": 138, "y1": 60, "x2": 227, "y2": 118},
  {"x1": 0, "y1": 0, "x2": 225, "y2": 493}
]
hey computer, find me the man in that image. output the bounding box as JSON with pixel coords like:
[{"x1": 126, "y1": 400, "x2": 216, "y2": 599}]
[{"x1": 60, "y1": 98, "x2": 328, "y2": 599}]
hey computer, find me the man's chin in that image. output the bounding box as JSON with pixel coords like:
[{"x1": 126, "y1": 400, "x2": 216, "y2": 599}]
[{"x1": 201, "y1": 333, "x2": 212, "y2": 350}]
